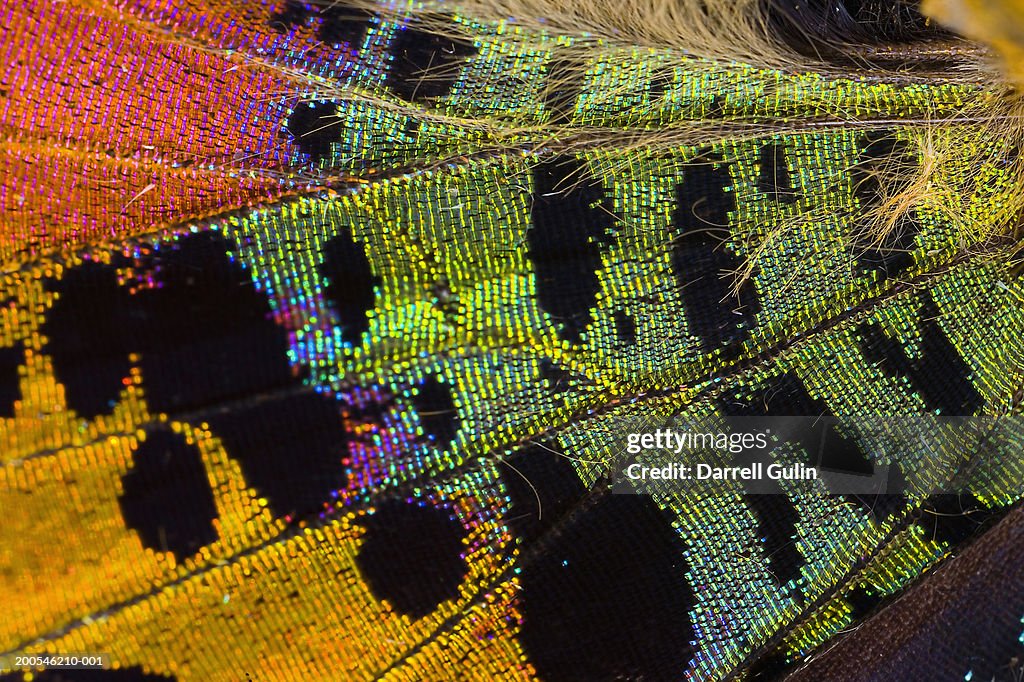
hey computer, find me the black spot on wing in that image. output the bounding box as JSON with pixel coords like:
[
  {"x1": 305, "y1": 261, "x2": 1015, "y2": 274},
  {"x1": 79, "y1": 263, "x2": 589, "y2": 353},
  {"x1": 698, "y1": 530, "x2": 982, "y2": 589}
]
[
  {"x1": 744, "y1": 651, "x2": 793, "y2": 680},
  {"x1": 1, "y1": 669, "x2": 176, "y2": 681},
  {"x1": 132, "y1": 232, "x2": 294, "y2": 414},
  {"x1": 118, "y1": 427, "x2": 217, "y2": 561},
  {"x1": 844, "y1": 585, "x2": 884, "y2": 621},
  {"x1": 757, "y1": 143, "x2": 798, "y2": 204},
  {"x1": 739, "y1": 374, "x2": 908, "y2": 516},
  {"x1": 850, "y1": 132, "x2": 922, "y2": 278},
  {"x1": 498, "y1": 442, "x2": 586, "y2": 544},
  {"x1": 268, "y1": 0, "x2": 310, "y2": 33},
  {"x1": 846, "y1": 463, "x2": 910, "y2": 523},
  {"x1": 385, "y1": 25, "x2": 477, "y2": 102},
  {"x1": 518, "y1": 495, "x2": 695, "y2": 681},
  {"x1": 856, "y1": 293, "x2": 983, "y2": 415},
  {"x1": 207, "y1": 390, "x2": 348, "y2": 519},
  {"x1": 42, "y1": 260, "x2": 134, "y2": 419},
  {"x1": 647, "y1": 67, "x2": 674, "y2": 105},
  {"x1": 672, "y1": 151, "x2": 759, "y2": 353},
  {"x1": 287, "y1": 101, "x2": 340, "y2": 164},
  {"x1": 402, "y1": 118, "x2": 422, "y2": 150},
  {"x1": 722, "y1": 372, "x2": 875, "y2": 476},
  {"x1": 0, "y1": 340, "x2": 23, "y2": 417},
  {"x1": 722, "y1": 372, "x2": 904, "y2": 557},
  {"x1": 538, "y1": 359, "x2": 571, "y2": 392},
  {"x1": 319, "y1": 229, "x2": 380, "y2": 347},
  {"x1": 723, "y1": 383, "x2": 807, "y2": 587},
  {"x1": 355, "y1": 499, "x2": 468, "y2": 618},
  {"x1": 412, "y1": 375, "x2": 459, "y2": 448},
  {"x1": 528, "y1": 157, "x2": 616, "y2": 343},
  {"x1": 745, "y1": 492, "x2": 805, "y2": 587},
  {"x1": 268, "y1": 1, "x2": 371, "y2": 45},
  {"x1": 706, "y1": 94, "x2": 725, "y2": 117},
  {"x1": 317, "y1": 4, "x2": 373, "y2": 45},
  {"x1": 542, "y1": 55, "x2": 585, "y2": 124},
  {"x1": 920, "y1": 494, "x2": 999, "y2": 547},
  {"x1": 613, "y1": 309, "x2": 637, "y2": 345}
]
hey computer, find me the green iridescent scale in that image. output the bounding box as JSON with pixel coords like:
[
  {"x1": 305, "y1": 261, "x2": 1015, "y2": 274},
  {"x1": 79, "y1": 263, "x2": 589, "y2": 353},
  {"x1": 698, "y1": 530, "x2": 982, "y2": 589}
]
[
  {"x1": 223, "y1": 14, "x2": 1024, "y2": 678},
  {"x1": 2, "y1": 0, "x2": 1022, "y2": 680}
]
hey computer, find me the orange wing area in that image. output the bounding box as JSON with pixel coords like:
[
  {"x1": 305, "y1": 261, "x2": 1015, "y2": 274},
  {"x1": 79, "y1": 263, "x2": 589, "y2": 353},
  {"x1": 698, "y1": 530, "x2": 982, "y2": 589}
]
[
  {"x1": 0, "y1": 338, "x2": 531, "y2": 679},
  {"x1": 0, "y1": 2, "x2": 538, "y2": 678},
  {"x1": 0, "y1": 151, "x2": 535, "y2": 682},
  {"x1": 0, "y1": 0, "x2": 331, "y2": 262}
]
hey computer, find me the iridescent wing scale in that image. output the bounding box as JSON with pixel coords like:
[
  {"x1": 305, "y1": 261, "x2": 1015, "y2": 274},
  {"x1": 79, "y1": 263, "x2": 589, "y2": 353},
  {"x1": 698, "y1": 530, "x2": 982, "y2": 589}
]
[{"x1": 1, "y1": 1, "x2": 1023, "y2": 681}]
